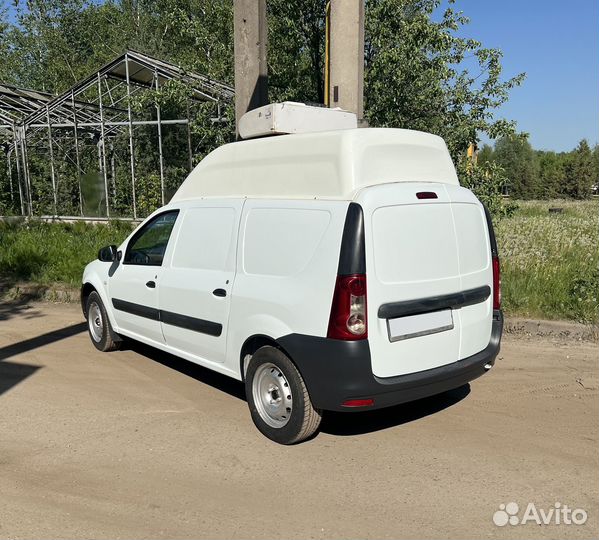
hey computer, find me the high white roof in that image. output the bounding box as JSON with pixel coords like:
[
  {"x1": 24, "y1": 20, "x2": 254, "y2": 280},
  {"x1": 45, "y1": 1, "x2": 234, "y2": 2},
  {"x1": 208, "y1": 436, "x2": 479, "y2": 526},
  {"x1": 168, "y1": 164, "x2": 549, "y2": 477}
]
[{"x1": 171, "y1": 128, "x2": 459, "y2": 202}]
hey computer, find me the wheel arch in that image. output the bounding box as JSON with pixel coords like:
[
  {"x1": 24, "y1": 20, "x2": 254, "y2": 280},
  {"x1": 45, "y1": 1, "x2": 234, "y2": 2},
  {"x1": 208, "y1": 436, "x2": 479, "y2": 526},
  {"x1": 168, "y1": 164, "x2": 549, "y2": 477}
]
[
  {"x1": 80, "y1": 282, "x2": 96, "y2": 316},
  {"x1": 239, "y1": 334, "x2": 297, "y2": 382}
]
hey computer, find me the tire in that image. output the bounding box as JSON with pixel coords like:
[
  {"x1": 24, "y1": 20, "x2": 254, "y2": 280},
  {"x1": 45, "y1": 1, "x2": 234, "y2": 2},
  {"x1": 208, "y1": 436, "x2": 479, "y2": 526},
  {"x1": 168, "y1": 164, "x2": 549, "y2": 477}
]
[
  {"x1": 245, "y1": 346, "x2": 322, "y2": 444},
  {"x1": 85, "y1": 291, "x2": 121, "y2": 352}
]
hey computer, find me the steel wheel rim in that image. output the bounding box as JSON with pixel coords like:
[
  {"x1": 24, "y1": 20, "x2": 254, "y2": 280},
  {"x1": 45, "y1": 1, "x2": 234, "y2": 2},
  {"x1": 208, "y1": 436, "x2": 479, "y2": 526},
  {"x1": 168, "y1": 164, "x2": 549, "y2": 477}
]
[
  {"x1": 252, "y1": 362, "x2": 293, "y2": 428},
  {"x1": 88, "y1": 302, "x2": 103, "y2": 343}
]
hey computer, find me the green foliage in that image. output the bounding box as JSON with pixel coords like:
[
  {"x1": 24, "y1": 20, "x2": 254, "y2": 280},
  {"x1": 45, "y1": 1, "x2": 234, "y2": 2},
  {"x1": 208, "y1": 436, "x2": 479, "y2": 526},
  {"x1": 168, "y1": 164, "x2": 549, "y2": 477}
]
[
  {"x1": 188, "y1": 101, "x2": 236, "y2": 162},
  {"x1": 477, "y1": 144, "x2": 494, "y2": 166},
  {"x1": 0, "y1": 219, "x2": 134, "y2": 286},
  {"x1": 135, "y1": 173, "x2": 162, "y2": 218},
  {"x1": 2, "y1": 0, "x2": 119, "y2": 91},
  {"x1": 536, "y1": 150, "x2": 565, "y2": 199},
  {"x1": 457, "y1": 160, "x2": 516, "y2": 218},
  {"x1": 492, "y1": 134, "x2": 540, "y2": 199},
  {"x1": 268, "y1": 0, "x2": 326, "y2": 104},
  {"x1": 563, "y1": 139, "x2": 595, "y2": 199},
  {"x1": 364, "y1": 0, "x2": 525, "y2": 161},
  {"x1": 0, "y1": 152, "x2": 18, "y2": 216},
  {"x1": 496, "y1": 200, "x2": 599, "y2": 323},
  {"x1": 1, "y1": 0, "x2": 234, "y2": 93},
  {"x1": 482, "y1": 137, "x2": 599, "y2": 200}
]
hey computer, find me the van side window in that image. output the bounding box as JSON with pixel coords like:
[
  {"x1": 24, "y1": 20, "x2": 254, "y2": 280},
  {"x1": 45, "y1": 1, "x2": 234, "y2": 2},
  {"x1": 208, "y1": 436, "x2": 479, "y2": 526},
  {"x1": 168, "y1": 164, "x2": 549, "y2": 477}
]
[
  {"x1": 124, "y1": 210, "x2": 179, "y2": 266},
  {"x1": 172, "y1": 207, "x2": 236, "y2": 271}
]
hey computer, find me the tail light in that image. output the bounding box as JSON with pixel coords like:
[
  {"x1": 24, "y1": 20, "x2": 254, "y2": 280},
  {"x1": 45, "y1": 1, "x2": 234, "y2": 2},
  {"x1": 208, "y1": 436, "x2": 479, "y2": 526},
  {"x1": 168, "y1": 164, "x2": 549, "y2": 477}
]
[
  {"x1": 492, "y1": 255, "x2": 501, "y2": 310},
  {"x1": 327, "y1": 274, "x2": 368, "y2": 340}
]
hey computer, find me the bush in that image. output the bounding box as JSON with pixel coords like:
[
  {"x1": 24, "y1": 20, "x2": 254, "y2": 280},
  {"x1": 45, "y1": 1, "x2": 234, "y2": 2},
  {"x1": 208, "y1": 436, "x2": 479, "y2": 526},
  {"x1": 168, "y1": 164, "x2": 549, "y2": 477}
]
[
  {"x1": 458, "y1": 159, "x2": 517, "y2": 219},
  {"x1": 0, "y1": 219, "x2": 134, "y2": 287}
]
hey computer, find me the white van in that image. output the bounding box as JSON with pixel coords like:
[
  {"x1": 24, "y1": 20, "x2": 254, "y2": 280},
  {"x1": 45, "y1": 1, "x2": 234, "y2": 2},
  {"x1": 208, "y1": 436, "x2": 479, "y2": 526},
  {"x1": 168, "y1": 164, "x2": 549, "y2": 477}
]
[{"x1": 82, "y1": 126, "x2": 502, "y2": 444}]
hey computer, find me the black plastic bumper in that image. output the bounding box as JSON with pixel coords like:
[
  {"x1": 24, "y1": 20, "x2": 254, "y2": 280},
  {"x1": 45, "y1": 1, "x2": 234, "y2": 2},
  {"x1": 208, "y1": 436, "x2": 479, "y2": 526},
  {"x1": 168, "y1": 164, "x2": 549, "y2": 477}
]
[{"x1": 277, "y1": 310, "x2": 503, "y2": 412}]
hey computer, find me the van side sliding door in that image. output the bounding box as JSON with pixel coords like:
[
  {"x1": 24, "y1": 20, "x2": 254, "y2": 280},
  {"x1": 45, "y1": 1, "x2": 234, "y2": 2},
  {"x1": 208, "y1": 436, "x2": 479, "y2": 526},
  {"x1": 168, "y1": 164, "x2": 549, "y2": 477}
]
[{"x1": 158, "y1": 201, "x2": 243, "y2": 365}]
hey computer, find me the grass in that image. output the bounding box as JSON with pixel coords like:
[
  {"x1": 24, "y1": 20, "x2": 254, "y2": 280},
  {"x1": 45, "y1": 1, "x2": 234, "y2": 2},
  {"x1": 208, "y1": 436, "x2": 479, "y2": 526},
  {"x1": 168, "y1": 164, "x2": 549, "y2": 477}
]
[
  {"x1": 496, "y1": 200, "x2": 598, "y2": 323},
  {"x1": 0, "y1": 219, "x2": 133, "y2": 288},
  {"x1": 1, "y1": 200, "x2": 598, "y2": 323}
]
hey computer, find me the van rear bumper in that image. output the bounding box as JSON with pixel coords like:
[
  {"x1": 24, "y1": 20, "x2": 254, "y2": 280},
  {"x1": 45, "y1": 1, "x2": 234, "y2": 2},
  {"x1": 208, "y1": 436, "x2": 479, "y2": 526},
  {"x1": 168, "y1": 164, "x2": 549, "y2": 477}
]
[{"x1": 277, "y1": 310, "x2": 503, "y2": 412}]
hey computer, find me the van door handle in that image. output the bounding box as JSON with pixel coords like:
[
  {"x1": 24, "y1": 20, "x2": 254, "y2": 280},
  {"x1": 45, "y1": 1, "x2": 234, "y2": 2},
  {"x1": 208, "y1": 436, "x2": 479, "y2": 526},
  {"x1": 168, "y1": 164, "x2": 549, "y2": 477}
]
[
  {"x1": 212, "y1": 288, "x2": 227, "y2": 297},
  {"x1": 146, "y1": 280, "x2": 156, "y2": 289}
]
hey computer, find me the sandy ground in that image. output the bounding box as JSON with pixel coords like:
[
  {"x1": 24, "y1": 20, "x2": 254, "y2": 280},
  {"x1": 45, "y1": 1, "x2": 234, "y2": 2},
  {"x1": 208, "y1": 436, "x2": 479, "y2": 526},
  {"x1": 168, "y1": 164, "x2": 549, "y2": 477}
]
[{"x1": 0, "y1": 301, "x2": 597, "y2": 539}]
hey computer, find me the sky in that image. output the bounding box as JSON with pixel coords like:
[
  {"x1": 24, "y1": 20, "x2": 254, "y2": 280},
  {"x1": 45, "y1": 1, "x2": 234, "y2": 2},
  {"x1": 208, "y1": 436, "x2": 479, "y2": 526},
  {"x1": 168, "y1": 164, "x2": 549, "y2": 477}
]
[
  {"x1": 447, "y1": 0, "x2": 598, "y2": 152},
  {"x1": 3, "y1": 0, "x2": 597, "y2": 152}
]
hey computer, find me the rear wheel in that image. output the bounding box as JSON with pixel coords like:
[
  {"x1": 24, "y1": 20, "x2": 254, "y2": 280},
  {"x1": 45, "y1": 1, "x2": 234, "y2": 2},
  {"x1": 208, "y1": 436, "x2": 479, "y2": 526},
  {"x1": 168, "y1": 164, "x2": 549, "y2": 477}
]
[
  {"x1": 245, "y1": 346, "x2": 322, "y2": 444},
  {"x1": 86, "y1": 291, "x2": 121, "y2": 352}
]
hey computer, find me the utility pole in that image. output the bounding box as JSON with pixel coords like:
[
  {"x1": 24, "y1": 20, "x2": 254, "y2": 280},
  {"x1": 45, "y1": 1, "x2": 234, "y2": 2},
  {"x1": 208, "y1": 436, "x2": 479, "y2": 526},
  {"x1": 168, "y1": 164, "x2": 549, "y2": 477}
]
[
  {"x1": 233, "y1": 0, "x2": 268, "y2": 138},
  {"x1": 327, "y1": 0, "x2": 365, "y2": 124}
]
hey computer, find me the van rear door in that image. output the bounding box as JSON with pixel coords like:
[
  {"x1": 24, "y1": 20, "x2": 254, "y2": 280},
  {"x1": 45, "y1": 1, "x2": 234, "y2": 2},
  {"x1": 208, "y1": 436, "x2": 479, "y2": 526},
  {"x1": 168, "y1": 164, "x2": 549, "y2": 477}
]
[{"x1": 356, "y1": 182, "x2": 493, "y2": 378}]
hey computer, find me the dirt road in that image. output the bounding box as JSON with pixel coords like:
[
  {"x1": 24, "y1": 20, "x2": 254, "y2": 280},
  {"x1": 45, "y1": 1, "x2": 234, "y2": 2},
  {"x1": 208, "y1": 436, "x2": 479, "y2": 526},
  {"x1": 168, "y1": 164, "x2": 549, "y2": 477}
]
[{"x1": 1, "y1": 301, "x2": 597, "y2": 539}]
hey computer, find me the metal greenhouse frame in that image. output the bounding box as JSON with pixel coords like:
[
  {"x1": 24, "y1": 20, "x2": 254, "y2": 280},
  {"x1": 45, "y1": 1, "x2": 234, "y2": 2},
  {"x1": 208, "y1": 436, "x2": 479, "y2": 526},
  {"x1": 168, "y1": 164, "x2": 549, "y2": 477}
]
[{"x1": 0, "y1": 50, "x2": 234, "y2": 219}]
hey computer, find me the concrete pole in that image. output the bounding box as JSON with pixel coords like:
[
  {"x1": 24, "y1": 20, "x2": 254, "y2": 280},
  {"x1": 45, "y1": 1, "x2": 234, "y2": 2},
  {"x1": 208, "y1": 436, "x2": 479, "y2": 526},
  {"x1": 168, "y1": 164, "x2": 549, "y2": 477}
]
[
  {"x1": 233, "y1": 0, "x2": 268, "y2": 137},
  {"x1": 328, "y1": 0, "x2": 365, "y2": 123}
]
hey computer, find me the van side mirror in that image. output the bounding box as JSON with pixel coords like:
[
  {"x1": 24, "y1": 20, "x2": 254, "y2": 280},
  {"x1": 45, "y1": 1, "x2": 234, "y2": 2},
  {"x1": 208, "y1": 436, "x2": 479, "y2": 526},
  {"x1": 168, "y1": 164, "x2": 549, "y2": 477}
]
[{"x1": 98, "y1": 244, "x2": 118, "y2": 262}]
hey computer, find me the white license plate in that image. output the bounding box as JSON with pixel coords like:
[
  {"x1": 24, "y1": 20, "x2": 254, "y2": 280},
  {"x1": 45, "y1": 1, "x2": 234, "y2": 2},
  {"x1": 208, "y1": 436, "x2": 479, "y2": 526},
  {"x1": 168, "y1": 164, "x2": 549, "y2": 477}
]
[{"x1": 387, "y1": 309, "x2": 454, "y2": 342}]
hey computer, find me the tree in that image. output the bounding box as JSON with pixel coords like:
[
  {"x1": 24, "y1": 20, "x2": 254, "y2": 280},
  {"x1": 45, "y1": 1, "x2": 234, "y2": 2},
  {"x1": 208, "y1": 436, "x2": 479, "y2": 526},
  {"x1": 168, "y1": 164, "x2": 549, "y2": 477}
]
[
  {"x1": 458, "y1": 159, "x2": 516, "y2": 217},
  {"x1": 564, "y1": 139, "x2": 594, "y2": 199},
  {"x1": 268, "y1": 0, "x2": 326, "y2": 104},
  {"x1": 364, "y1": 0, "x2": 525, "y2": 162},
  {"x1": 3, "y1": 0, "x2": 234, "y2": 93},
  {"x1": 493, "y1": 134, "x2": 539, "y2": 199},
  {"x1": 536, "y1": 150, "x2": 564, "y2": 199},
  {"x1": 477, "y1": 144, "x2": 494, "y2": 166}
]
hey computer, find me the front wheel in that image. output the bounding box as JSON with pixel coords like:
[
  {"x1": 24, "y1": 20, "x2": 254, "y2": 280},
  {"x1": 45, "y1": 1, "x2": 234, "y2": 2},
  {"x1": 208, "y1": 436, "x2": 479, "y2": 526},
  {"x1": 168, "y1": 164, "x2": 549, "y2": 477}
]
[
  {"x1": 245, "y1": 346, "x2": 322, "y2": 444},
  {"x1": 86, "y1": 291, "x2": 121, "y2": 352}
]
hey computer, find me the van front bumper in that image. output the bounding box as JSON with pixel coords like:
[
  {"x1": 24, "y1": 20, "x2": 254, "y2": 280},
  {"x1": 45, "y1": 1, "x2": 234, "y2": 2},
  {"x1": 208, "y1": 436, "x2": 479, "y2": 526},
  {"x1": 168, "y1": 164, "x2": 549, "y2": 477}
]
[{"x1": 277, "y1": 310, "x2": 503, "y2": 412}]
